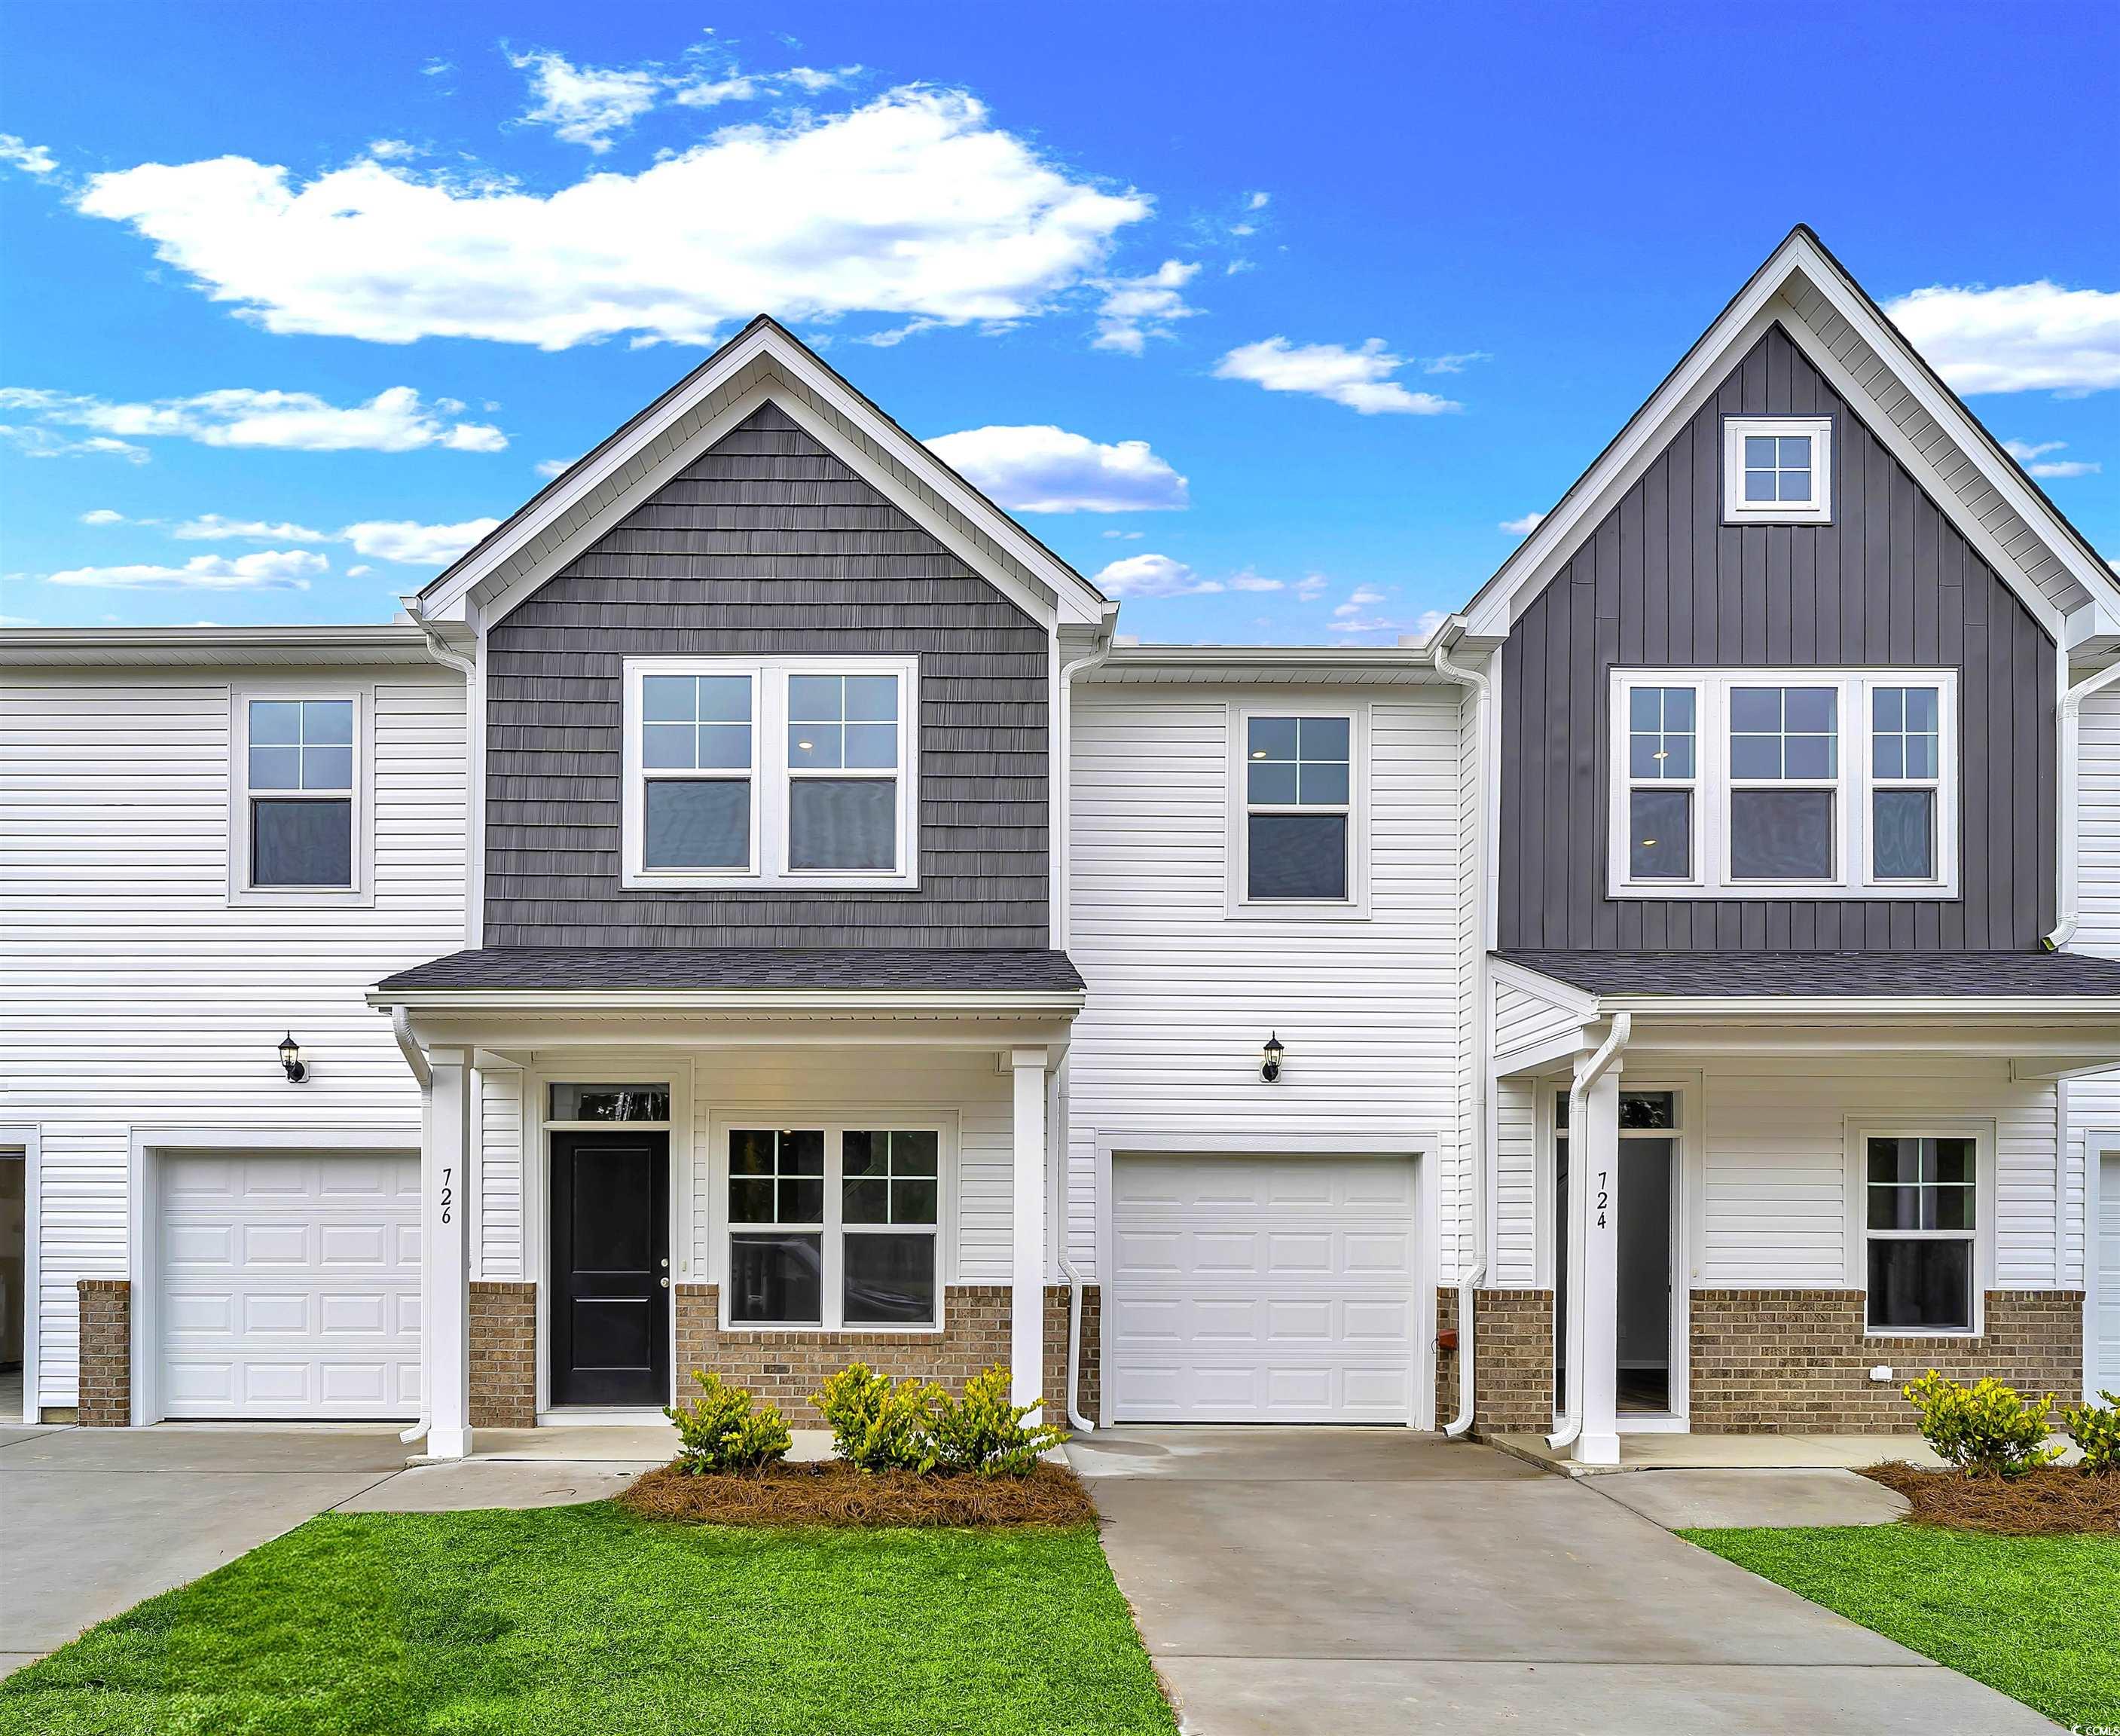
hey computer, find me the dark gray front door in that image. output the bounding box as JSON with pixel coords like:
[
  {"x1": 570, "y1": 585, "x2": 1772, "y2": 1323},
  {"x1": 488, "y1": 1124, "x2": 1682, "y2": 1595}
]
[{"x1": 550, "y1": 1131, "x2": 669, "y2": 1407}]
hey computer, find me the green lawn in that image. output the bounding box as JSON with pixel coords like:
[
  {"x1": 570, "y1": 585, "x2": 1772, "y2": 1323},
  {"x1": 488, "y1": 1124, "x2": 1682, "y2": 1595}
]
[
  {"x1": 1685, "y1": 1524, "x2": 2119, "y2": 1731},
  {"x1": 0, "y1": 1505, "x2": 1176, "y2": 1736}
]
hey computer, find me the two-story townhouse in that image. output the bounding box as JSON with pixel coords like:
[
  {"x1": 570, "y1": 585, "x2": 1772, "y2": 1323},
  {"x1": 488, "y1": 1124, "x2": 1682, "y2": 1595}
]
[{"x1": 5, "y1": 228, "x2": 2117, "y2": 1466}]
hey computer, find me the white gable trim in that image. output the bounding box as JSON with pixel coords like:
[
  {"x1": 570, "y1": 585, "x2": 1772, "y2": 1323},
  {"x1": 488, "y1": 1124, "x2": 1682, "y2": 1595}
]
[
  {"x1": 418, "y1": 321, "x2": 1106, "y2": 633},
  {"x1": 1464, "y1": 229, "x2": 2120, "y2": 649}
]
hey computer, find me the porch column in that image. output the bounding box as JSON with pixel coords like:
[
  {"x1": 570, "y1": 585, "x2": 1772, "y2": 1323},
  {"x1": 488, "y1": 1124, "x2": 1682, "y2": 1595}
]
[
  {"x1": 1010, "y1": 1047, "x2": 1049, "y2": 1418},
  {"x1": 1574, "y1": 1062, "x2": 1622, "y2": 1466},
  {"x1": 423, "y1": 1049, "x2": 474, "y2": 1460}
]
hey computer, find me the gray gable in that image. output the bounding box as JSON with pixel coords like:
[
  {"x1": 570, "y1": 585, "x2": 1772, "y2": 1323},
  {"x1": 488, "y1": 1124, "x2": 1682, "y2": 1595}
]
[
  {"x1": 483, "y1": 401, "x2": 1050, "y2": 949},
  {"x1": 1498, "y1": 323, "x2": 2057, "y2": 954}
]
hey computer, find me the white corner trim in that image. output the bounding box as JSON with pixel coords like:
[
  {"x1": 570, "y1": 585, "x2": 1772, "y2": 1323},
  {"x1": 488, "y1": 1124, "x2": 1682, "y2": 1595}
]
[{"x1": 0, "y1": 1126, "x2": 39, "y2": 1424}]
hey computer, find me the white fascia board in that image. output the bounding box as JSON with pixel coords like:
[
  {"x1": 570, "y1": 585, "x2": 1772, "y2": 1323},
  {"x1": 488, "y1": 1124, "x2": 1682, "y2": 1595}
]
[
  {"x1": 419, "y1": 323, "x2": 1103, "y2": 632},
  {"x1": 1089, "y1": 645, "x2": 1456, "y2": 682},
  {"x1": 0, "y1": 624, "x2": 444, "y2": 667},
  {"x1": 1489, "y1": 955, "x2": 1602, "y2": 1022},
  {"x1": 1599, "y1": 994, "x2": 2120, "y2": 1021},
  {"x1": 1461, "y1": 229, "x2": 2106, "y2": 645},
  {"x1": 366, "y1": 986, "x2": 1086, "y2": 1016}
]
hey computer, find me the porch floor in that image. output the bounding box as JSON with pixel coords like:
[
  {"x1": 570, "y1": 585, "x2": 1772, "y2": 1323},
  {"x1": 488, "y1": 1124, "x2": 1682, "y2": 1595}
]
[{"x1": 1488, "y1": 1430, "x2": 1954, "y2": 1475}]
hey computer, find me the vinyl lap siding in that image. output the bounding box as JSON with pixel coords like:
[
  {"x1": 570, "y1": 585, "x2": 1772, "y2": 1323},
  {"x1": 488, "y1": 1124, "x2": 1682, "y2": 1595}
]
[
  {"x1": 1498, "y1": 322, "x2": 2057, "y2": 952},
  {"x1": 1066, "y1": 684, "x2": 1462, "y2": 1279},
  {"x1": 2067, "y1": 686, "x2": 2120, "y2": 1291},
  {"x1": 0, "y1": 672, "x2": 467, "y2": 1407},
  {"x1": 478, "y1": 1068, "x2": 524, "y2": 1281},
  {"x1": 1493, "y1": 981, "x2": 1585, "y2": 1058}
]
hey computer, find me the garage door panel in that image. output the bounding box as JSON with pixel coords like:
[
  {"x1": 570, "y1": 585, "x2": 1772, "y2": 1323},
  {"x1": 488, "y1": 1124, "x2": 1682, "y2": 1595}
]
[
  {"x1": 1110, "y1": 1154, "x2": 1418, "y2": 1424},
  {"x1": 158, "y1": 1151, "x2": 420, "y2": 1420}
]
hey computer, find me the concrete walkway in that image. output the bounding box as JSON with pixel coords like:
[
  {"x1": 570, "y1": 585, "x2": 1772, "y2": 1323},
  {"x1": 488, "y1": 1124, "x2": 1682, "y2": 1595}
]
[{"x1": 1068, "y1": 1426, "x2": 2060, "y2": 1736}]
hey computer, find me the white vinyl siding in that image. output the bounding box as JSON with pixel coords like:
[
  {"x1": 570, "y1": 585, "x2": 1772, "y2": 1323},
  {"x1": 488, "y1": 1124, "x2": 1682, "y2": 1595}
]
[
  {"x1": 1067, "y1": 683, "x2": 1462, "y2": 1282},
  {"x1": 478, "y1": 1068, "x2": 524, "y2": 1281},
  {"x1": 2066, "y1": 684, "x2": 2120, "y2": 1294},
  {"x1": 1492, "y1": 1077, "x2": 1540, "y2": 1285},
  {"x1": 1493, "y1": 980, "x2": 1584, "y2": 1059},
  {"x1": 0, "y1": 671, "x2": 467, "y2": 1410}
]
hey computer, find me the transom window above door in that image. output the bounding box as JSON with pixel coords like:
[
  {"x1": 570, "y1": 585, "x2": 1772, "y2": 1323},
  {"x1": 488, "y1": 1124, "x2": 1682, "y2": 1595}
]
[
  {"x1": 724, "y1": 1126, "x2": 942, "y2": 1329},
  {"x1": 622, "y1": 657, "x2": 918, "y2": 888},
  {"x1": 1608, "y1": 668, "x2": 1957, "y2": 899}
]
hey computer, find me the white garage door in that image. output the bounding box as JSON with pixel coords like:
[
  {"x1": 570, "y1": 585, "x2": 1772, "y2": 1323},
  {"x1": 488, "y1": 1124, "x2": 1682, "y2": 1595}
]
[
  {"x1": 1108, "y1": 1154, "x2": 1417, "y2": 1423},
  {"x1": 159, "y1": 1151, "x2": 421, "y2": 1420}
]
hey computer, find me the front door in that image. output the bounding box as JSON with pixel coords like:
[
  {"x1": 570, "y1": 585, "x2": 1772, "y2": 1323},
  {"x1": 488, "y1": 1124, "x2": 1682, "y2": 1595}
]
[{"x1": 550, "y1": 1130, "x2": 670, "y2": 1407}]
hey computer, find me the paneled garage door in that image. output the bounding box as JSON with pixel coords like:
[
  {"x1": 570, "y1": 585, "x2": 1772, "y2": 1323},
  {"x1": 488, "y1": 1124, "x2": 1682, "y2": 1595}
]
[
  {"x1": 158, "y1": 1151, "x2": 421, "y2": 1420},
  {"x1": 1107, "y1": 1154, "x2": 1418, "y2": 1423}
]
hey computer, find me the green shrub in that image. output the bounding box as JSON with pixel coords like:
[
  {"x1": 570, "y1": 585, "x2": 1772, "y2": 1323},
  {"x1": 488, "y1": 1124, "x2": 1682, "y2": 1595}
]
[
  {"x1": 928, "y1": 1365, "x2": 1068, "y2": 1478},
  {"x1": 814, "y1": 1363, "x2": 941, "y2": 1474},
  {"x1": 2061, "y1": 1390, "x2": 2120, "y2": 1475},
  {"x1": 1902, "y1": 1371, "x2": 2062, "y2": 1479},
  {"x1": 664, "y1": 1370, "x2": 793, "y2": 1475}
]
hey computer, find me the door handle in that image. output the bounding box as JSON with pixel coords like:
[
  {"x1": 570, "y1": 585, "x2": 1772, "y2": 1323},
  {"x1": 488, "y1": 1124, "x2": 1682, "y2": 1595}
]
[{"x1": 659, "y1": 1277, "x2": 670, "y2": 1288}]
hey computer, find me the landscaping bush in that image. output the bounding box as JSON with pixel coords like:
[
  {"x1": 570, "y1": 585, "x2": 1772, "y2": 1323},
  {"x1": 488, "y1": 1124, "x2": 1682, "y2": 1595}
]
[
  {"x1": 2062, "y1": 1390, "x2": 2120, "y2": 1476},
  {"x1": 928, "y1": 1366, "x2": 1069, "y2": 1478},
  {"x1": 665, "y1": 1370, "x2": 793, "y2": 1474},
  {"x1": 1902, "y1": 1371, "x2": 2061, "y2": 1479},
  {"x1": 815, "y1": 1364, "x2": 942, "y2": 1474}
]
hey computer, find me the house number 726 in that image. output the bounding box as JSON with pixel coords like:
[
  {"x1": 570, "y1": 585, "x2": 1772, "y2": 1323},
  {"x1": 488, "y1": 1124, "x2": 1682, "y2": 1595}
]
[{"x1": 440, "y1": 1165, "x2": 453, "y2": 1225}]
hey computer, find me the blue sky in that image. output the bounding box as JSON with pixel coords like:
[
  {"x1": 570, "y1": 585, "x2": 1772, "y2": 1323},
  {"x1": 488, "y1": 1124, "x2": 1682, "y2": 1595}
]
[{"x1": 2, "y1": 2, "x2": 2115, "y2": 640}]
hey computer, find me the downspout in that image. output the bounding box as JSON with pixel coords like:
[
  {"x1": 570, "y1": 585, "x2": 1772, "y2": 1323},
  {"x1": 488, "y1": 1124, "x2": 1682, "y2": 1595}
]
[
  {"x1": 1057, "y1": 1258, "x2": 1096, "y2": 1433},
  {"x1": 1545, "y1": 1012, "x2": 1631, "y2": 1453},
  {"x1": 1428, "y1": 622, "x2": 1490, "y2": 1438},
  {"x1": 2044, "y1": 657, "x2": 2120, "y2": 950},
  {"x1": 389, "y1": 1002, "x2": 434, "y2": 1445}
]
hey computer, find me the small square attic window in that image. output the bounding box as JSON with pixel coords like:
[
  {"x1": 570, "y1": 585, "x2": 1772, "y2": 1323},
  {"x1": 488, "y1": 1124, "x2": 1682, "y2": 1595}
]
[{"x1": 1724, "y1": 416, "x2": 1832, "y2": 524}]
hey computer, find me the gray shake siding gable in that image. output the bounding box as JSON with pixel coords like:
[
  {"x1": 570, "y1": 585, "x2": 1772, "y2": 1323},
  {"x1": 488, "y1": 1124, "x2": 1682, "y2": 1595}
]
[
  {"x1": 483, "y1": 402, "x2": 1050, "y2": 948},
  {"x1": 1498, "y1": 322, "x2": 2057, "y2": 952}
]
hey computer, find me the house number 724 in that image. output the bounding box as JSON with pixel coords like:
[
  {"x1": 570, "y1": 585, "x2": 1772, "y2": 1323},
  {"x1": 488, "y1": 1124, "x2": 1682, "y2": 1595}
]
[
  {"x1": 1595, "y1": 1171, "x2": 1608, "y2": 1230},
  {"x1": 439, "y1": 1165, "x2": 453, "y2": 1225}
]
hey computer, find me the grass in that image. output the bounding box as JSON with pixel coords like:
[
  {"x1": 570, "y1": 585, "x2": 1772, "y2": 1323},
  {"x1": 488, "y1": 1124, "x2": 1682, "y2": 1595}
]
[
  {"x1": 0, "y1": 1503, "x2": 1177, "y2": 1736},
  {"x1": 1685, "y1": 1523, "x2": 2120, "y2": 1731}
]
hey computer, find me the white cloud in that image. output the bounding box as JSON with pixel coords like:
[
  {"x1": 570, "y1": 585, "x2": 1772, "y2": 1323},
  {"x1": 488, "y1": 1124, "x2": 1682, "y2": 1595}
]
[
  {"x1": 510, "y1": 49, "x2": 664, "y2": 151},
  {"x1": 1092, "y1": 552, "x2": 1223, "y2": 598},
  {"x1": 673, "y1": 63, "x2": 862, "y2": 107},
  {"x1": 2002, "y1": 439, "x2": 2100, "y2": 480},
  {"x1": 420, "y1": 58, "x2": 454, "y2": 77},
  {"x1": 534, "y1": 457, "x2": 573, "y2": 478},
  {"x1": 924, "y1": 424, "x2": 1188, "y2": 513},
  {"x1": 1332, "y1": 586, "x2": 1385, "y2": 619},
  {"x1": 367, "y1": 139, "x2": 420, "y2": 162},
  {"x1": 1214, "y1": 338, "x2": 1461, "y2": 414},
  {"x1": 1886, "y1": 280, "x2": 2120, "y2": 395},
  {"x1": 43, "y1": 549, "x2": 326, "y2": 591},
  {"x1": 172, "y1": 514, "x2": 333, "y2": 542},
  {"x1": 1425, "y1": 351, "x2": 1488, "y2": 374},
  {"x1": 0, "y1": 135, "x2": 57, "y2": 177},
  {"x1": 1245, "y1": 191, "x2": 1269, "y2": 211},
  {"x1": 346, "y1": 564, "x2": 374, "y2": 578},
  {"x1": 0, "y1": 385, "x2": 504, "y2": 452},
  {"x1": 1, "y1": 425, "x2": 148, "y2": 462},
  {"x1": 341, "y1": 518, "x2": 501, "y2": 565},
  {"x1": 1092, "y1": 259, "x2": 1199, "y2": 355},
  {"x1": 1228, "y1": 573, "x2": 1282, "y2": 592},
  {"x1": 79, "y1": 508, "x2": 126, "y2": 526},
  {"x1": 1324, "y1": 588, "x2": 1443, "y2": 643},
  {"x1": 1294, "y1": 575, "x2": 1326, "y2": 601},
  {"x1": 1101, "y1": 528, "x2": 1144, "y2": 539},
  {"x1": 75, "y1": 90, "x2": 1149, "y2": 350},
  {"x1": 1499, "y1": 511, "x2": 1545, "y2": 536}
]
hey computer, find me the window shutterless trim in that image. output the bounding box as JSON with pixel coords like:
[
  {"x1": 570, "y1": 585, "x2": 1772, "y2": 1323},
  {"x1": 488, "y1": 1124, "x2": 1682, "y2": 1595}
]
[
  {"x1": 1723, "y1": 414, "x2": 1834, "y2": 525},
  {"x1": 1607, "y1": 668, "x2": 1958, "y2": 900},
  {"x1": 226, "y1": 684, "x2": 374, "y2": 908},
  {"x1": 620, "y1": 656, "x2": 919, "y2": 891},
  {"x1": 1844, "y1": 1119, "x2": 1993, "y2": 1337},
  {"x1": 1225, "y1": 699, "x2": 1371, "y2": 918}
]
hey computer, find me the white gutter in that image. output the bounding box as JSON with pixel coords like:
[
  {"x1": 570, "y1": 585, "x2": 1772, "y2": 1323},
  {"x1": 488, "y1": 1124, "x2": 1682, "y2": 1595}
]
[
  {"x1": 1055, "y1": 612, "x2": 1119, "y2": 949},
  {"x1": 2045, "y1": 658, "x2": 2120, "y2": 951},
  {"x1": 1545, "y1": 1013, "x2": 1631, "y2": 1452},
  {"x1": 1426, "y1": 620, "x2": 1492, "y2": 1439},
  {"x1": 1057, "y1": 1258, "x2": 1096, "y2": 1433}
]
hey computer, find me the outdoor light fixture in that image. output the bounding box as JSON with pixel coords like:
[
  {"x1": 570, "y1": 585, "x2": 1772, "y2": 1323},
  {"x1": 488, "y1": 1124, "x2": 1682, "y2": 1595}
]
[
  {"x1": 1260, "y1": 1033, "x2": 1285, "y2": 1083},
  {"x1": 277, "y1": 1033, "x2": 308, "y2": 1084}
]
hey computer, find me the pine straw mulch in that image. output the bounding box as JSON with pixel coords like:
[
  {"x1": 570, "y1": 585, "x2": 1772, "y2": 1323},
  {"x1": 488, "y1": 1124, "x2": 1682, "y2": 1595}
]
[
  {"x1": 1859, "y1": 1461, "x2": 2120, "y2": 1536},
  {"x1": 617, "y1": 1459, "x2": 1098, "y2": 1529}
]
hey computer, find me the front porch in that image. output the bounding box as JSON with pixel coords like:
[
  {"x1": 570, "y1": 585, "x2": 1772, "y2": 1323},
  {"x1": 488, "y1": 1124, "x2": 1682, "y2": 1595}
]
[
  {"x1": 370, "y1": 946, "x2": 1089, "y2": 1461},
  {"x1": 1476, "y1": 949, "x2": 2120, "y2": 1466}
]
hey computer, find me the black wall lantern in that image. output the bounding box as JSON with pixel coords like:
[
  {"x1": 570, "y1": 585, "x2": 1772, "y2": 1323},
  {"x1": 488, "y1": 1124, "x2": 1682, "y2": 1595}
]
[
  {"x1": 1260, "y1": 1032, "x2": 1285, "y2": 1083},
  {"x1": 277, "y1": 1033, "x2": 308, "y2": 1084}
]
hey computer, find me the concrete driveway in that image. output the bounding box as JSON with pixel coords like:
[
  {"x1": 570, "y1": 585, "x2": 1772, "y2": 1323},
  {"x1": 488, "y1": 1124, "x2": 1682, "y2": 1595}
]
[
  {"x1": 1068, "y1": 1427, "x2": 2060, "y2": 1736},
  {"x1": 0, "y1": 1426, "x2": 647, "y2": 1674}
]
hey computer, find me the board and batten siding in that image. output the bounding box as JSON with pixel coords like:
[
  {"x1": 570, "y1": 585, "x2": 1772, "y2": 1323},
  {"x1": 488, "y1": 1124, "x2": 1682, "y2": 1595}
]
[
  {"x1": 0, "y1": 670, "x2": 468, "y2": 1409},
  {"x1": 1498, "y1": 322, "x2": 2057, "y2": 952},
  {"x1": 482, "y1": 402, "x2": 1049, "y2": 949},
  {"x1": 1065, "y1": 682, "x2": 1463, "y2": 1282}
]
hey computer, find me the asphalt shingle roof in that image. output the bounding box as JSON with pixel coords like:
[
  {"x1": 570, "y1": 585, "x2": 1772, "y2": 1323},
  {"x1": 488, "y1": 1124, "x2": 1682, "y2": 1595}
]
[
  {"x1": 1495, "y1": 949, "x2": 2120, "y2": 998},
  {"x1": 377, "y1": 946, "x2": 1085, "y2": 995}
]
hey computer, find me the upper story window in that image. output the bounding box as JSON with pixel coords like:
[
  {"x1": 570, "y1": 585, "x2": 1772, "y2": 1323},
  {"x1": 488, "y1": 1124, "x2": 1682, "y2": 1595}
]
[
  {"x1": 622, "y1": 657, "x2": 918, "y2": 890},
  {"x1": 1723, "y1": 416, "x2": 1832, "y2": 524},
  {"x1": 1609, "y1": 668, "x2": 1957, "y2": 900},
  {"x1": 1238, "y1": 711, "x2": 1356, "y2": 906},
  {"x1": 229, "y1": 692, "x2": 369, "y2": 905}
]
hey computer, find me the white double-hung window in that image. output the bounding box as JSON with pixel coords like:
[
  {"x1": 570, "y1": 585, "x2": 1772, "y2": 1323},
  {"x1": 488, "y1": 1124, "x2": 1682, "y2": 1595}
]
[
  {"x1": 229, "y1": 691, "x2": 369, "y2": 903},
  {"x1": 1609, "y1": 668, "x2": 1956, "y2": 897},
  {"x1": 622, "y1": 656, "x2": 918, "y2": 888}
]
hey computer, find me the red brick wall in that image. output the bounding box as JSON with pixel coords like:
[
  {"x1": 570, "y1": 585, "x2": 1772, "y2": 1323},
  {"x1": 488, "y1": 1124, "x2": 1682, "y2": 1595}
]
[
  {"x1": 77, "y1": 1278, "x2": 130, "y2": 1428},
  {"x1": 469, "y1": 1281, "x2": 537, "y2": 1428},
  {"x1": 1691, "y1": 1288, "x2": 2084, "y2": 1432},
  {"x1": 1434, "y1": 1286, "x2": 1554, "y2": 1432}
]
